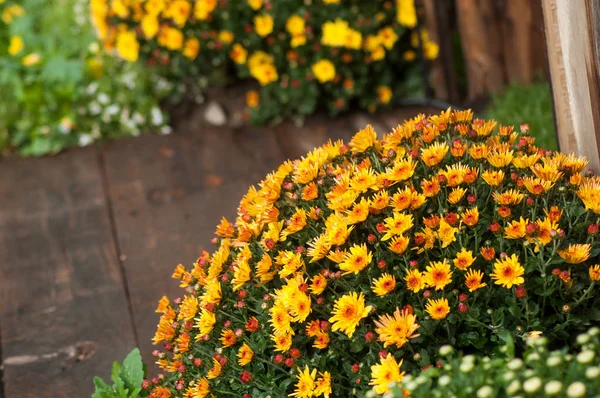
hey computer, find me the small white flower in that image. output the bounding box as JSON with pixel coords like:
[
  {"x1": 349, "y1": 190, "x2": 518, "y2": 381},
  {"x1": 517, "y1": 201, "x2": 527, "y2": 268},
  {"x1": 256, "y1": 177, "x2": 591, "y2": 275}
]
[
  {"x1": 506, "y1": 380, "x2": 521, "y2": 395},
  {"x1": 414, "y1": 376, "x2": 427, "y2": 385},
  {"x1": 88, "y1": 102, "x2": 101, "y2": 116},
  {"x1": 439, "y1": 345, "x2": 453, "y2": 357},
  {"x1": 98, "y1": 93, "x2": 110, "y2": 105},
  {"x1": 105, "y1": 104, "x2": 120, "y2": 116},
  {"x1": 503, "y1": 371, "x2": 516, "y2": 382},
  {"x1": 438, "y1": 375, "x2": 451, "y2": 386},
  {"x1": 588, "y1": 327, "x2": 599, "y2": 336},
  {"x1": 544, "y1": 380, "x2": 562, "y2": 395},
  {"x1": 546, "y1": 355, "x2": 562, "y2": 367},
  {"x1": 577, "y1": 350, "x2": 595, "y2": 364},
  {"x1": 526, "y1": 352, "x2": 540, "y2": 362},
  {"x1": 151, "y1": 107, "x2": 164, "y2": 126},
  {"x1": 87, "y1": 82, "x2": 98, "y2": 95},
  {"x1": 566, "y1": 381, "x2": 587, "y2": 398},
  {"x1": 523, "y1": 377, "x2": 542, "y2": 393},
  {"x1": 476, "y1": 385, "x2": 493, "y2": 398},
  {"x1": 133, "y1": 112, "x2": 145, "y2": 125},
  {"x1": 507, "y1": 358, "x2": 523, "y2": 370},
  {"x1": 585, "y1": 366, "x2": 600, "y2": 379},
  {"x1": 404, "y1": 382, "x2": 417, "y2": 391},
  {"x1": 523, "y1": 369, "x2": 535, "y2": 378},
  {"x1": 460, "y1": 361, "x2": 474, "y2": 373},
  {"x1": 89, "y1": 42, "x2": 100, "y2": 54},
  {"x1": 462, "y1": 355, "x2": 475, "y2": 363},
  {"x1": 160, "y1": 125, "x2": 173, "y2": 135},
  {"x1": 78, "y1": 134, "x2": 93, "y2": 147},
  {"x1": 576, "y1": 333, "x2": 590, "y2": 345}
]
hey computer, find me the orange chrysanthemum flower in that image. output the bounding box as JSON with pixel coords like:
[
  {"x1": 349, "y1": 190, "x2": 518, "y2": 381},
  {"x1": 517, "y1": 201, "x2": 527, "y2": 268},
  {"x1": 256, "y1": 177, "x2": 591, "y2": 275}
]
[
  {"x1": 374, "y1": 307, "x2": 420, "y2": 348},
  {"x1": 589, "y1": 265, "x2": 600, "y2": 281},
  {"x1": 404, "y1": 269, "x2": 425, "y2": 293},
  {"x1": 558, "y1": 244, "x2": 591, "y2": 264},
  {"x1": 465, "y1": 269, "x2": 487, "y2": 292},
  {"x1": 453, "y1": 248, "x2": 476, "y2": 271},
  {"x1": 424, "y1": 259, "x2": 453, "y2": 290}
]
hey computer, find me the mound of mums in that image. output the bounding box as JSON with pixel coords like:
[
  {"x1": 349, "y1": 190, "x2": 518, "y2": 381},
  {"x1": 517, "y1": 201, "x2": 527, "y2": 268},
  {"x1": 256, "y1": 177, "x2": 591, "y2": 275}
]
[{"x1": 146, "y1": 108, "x2": 600, "y2": 397}]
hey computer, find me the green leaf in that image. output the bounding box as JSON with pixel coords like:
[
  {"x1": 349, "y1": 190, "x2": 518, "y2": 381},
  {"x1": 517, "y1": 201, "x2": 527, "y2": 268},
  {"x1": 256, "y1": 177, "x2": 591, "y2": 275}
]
[
  {"x1": 111, "y1": 361, "x2": 123, "y2": 386},
  {"x1": 93, "y1": 376, "x2": 112, "y2": 392},
  {"x1": 120, "y1": 348, "x2": 145, "y2": 390}
]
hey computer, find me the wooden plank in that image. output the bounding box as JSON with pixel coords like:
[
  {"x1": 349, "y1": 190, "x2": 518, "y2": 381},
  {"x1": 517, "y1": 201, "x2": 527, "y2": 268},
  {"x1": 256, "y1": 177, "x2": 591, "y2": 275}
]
[
  {"x1": 531, "y1": 0, "x2": 550, "y2": 79},
  {"x1": 502, "y1": 0, "x2": 534, "y2": 84},
  {"x1": 542, "y1": 0, "x2": 600, "y2": 171},
  {"x1": 101, "y1": 121, "x2": 286, "y2": 367},
  {"x1": 274, "y1": 114, "x2": 355, "y2": 160},
  {"x1": 376, "y1": 106, "x2": 439, "y2": 131},
  {"x1": 0, "y1": 148, "x2": 136, "y2": 397},
  {"x1": 422, "y1": 0, "x2": 449, "y2": 101},
  {"x1": 456, "y1": 0, "x2": 505, "y2": 100}
]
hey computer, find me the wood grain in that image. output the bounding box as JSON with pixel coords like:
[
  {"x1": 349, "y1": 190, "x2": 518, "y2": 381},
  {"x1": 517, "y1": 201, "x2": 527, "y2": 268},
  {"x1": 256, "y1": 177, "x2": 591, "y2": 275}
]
[
  {"x1": 456, "y1": 0, "x2": 505, "y2": 100},
  {"x1": 100, "y1": 115, "x2": 286, "y2": 368},
  {"x1": 542, "y1": 0, "x2": 600, "y2": 171},
  {"x1": 0, "y1": 148, "x2": 136, "y2": 397}
]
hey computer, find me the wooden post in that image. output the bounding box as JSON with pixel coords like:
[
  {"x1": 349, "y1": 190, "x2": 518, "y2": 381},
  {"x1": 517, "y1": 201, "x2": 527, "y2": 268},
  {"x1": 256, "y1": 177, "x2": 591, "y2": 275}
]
[
  {"x1": 542, "y1": 0, "x2": 600, "y2": 171},
  {"x1": 455, "y1": 0, "x2": 505, "y2": 101}
]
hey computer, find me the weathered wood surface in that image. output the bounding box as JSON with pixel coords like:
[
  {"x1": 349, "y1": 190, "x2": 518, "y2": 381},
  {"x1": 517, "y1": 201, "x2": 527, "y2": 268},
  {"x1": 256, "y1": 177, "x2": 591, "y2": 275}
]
[
  {"x1": 449, "y1": 0, "x2": 548, "y2": 101},
  {"x1": 0, "y1": 107, "x2": 428, "y2": 395},
  {"x1": 0, "y1": 148, "x2": 136, "y2": 397},
  {"x1": 100, "y1": 118, "x2": 286, "y2": 367},
  {"x1": 542, "y1": 0, "x2": 600, "y2": 171}
]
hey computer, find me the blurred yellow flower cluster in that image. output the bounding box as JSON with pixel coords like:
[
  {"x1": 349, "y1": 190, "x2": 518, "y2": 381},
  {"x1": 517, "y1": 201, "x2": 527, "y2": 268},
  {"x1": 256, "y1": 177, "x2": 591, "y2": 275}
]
[{"x1": 91, "y1": 0, "x2": 439, "y2": 123}]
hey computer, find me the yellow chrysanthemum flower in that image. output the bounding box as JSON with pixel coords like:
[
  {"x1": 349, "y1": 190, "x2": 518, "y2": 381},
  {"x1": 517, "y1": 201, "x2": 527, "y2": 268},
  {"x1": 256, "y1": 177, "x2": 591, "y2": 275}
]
[
  {"x1": 491, "y1": 254, "x2": 525, "y2": 288},
  {"x1": 425, "y1": 298, "x2": 450, "y2": 320},
  {"x1": 329, "y1": 292, "x2": 372, "y2": 337},
  {"x1": 372, "y1": 273, "x2": 397, "y2": 296},
  {"x1": 369, "y1": 354, "x2": 405, "y2": 394}
]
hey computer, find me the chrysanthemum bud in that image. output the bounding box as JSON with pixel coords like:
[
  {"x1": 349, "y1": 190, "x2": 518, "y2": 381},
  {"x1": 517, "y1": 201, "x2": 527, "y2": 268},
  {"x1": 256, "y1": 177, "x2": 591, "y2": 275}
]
[
  {"x1": 240, "y1": 371, "x2": 253, "y2": 384},
  {"x1": 352, "y1": 363, "x2": 360, "y2": 373},
  {"x1": 588, "y1": 224, "x2": 598, "y2": 235},
  {"x1": 515, "y1": 286, "x2": 526, "y2": 298},
  {"x1": 285, "y1": 358, "x2": 294, "y2": 367},
  {"x1": 365, "y1": 331, "x2": 375, "y2": 342},
  {"x1": 563, "y1": 304, "x2": 571, "y2": 312},
  {"x1": 423, "y1": 289, "x2": 431, "y2": 298},
  {"x1": 458, "y1": 303, "x2": 468, "y2": 313},
  {"x1": 459, "y1": 293, "x2": 468, "y2": 302}
]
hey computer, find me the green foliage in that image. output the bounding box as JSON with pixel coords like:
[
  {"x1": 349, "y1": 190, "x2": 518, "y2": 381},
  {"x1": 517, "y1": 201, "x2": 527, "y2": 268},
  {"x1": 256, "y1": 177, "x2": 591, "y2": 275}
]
[
  {"x1": 486, "y1": 82, "x2": 557, "y2": 151},
  {"x1": 0, "y1": 0, "x2": 170, "y2": 156},
  {"x1": 381, "y1": 326, "x2": 600, "y2": 397},
  {"x1": 92, "y1": 348, "x2": 146, "y2": 398}
]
